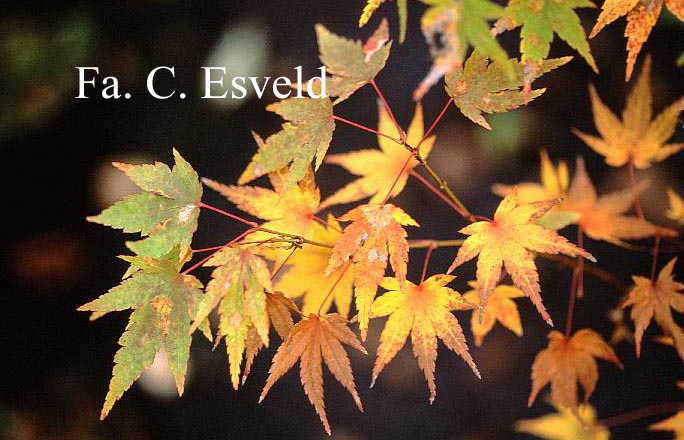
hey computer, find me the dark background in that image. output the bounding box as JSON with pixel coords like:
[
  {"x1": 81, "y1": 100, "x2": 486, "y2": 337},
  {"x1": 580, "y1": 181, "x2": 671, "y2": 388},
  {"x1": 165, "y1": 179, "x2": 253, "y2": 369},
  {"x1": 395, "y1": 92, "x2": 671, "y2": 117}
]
[{"x1": 1, "y1": 1, "x2": 683, "y2": 439}]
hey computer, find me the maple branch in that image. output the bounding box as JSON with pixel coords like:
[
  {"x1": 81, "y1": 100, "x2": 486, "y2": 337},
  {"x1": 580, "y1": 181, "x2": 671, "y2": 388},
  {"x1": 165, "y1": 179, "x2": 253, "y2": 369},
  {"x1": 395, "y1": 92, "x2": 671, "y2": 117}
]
[
  {"x1": 539, "y1": 253, "x2": 631, "y2": 293},
  {"x1": 598, "y1": 402, "x2": 684, "y2": 429},
  {"x1": 565, "y1": 227, "x2": 584, "y2": 337},
  {"x1": 409, "y1": 169, "x2": 476, "y2": 221},
  {"x1": 370, "y1": 79, "x2": 406, "y2": 142},
  {"x1": 409, "y1": 239, "x2": 465, "y2": 249},
  {"x1": 317, "y1": 260, "x2": 352, "y2": 316}
]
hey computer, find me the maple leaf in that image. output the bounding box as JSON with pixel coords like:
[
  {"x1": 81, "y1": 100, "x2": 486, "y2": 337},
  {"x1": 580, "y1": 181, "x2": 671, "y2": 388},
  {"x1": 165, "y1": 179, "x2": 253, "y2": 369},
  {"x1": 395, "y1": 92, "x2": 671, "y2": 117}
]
[
  {"x1": 623, "y1": 257, "x2": 684, "y2": 361},
  {"x1": 572, "y1": 55, "x2": 684, "y2": 169},
  {"x1": 667, "y1": 189, "x2": 684, "y2": 225},
  {"x1": 359, "y1": 0, "x2": 408, "y2": 44},
  {"x1": 445, "y1": 50, "x2": 571, "y2": 129},
  {"x1": 448, "y1": 189, "x2": 595, "y2": 325},
  {"x1": 321, "y1": 101, "x2": 435, "y2": 209},
  {"x1": 188, "y1": 245, "x2": 275, "y2": 389},
  {"x1": 493, "y1": 0, "x2": 598, "y2": 95},
  {"x1": 315, "y1": 20, "x2": 392, "y2": 104},
  {"x1": 237, "y1": 97, "x2": 334, "y2": 187},
  {"x1": 650, "y1": 411, "x2": 684, "y2": 440},
  {"x1": 78, "y1": 251, "x2": 203, "y2": 419},
  {"x1": 325, "y1": 203, "x2": 419, "y2": 340},
  {"x1": 87, "y1": 149, "x2": 202, "y2": 260},
  {"x1": 370, "y1": 275, "x2": 480, "y2": 403},
  {"x1": 412, "y1": 0, "x2": 510, "y2": 101},
  {"x1": 204, "y1": 167, "x2": 320, "y2": 246},
  {"x1": 275, "y1": 215, "x2": 355, "y2": 317},
  {"x1": 590, "y1": 0, "x2": 684, "y2": 81},
  {"x1": 528, "y1": 329, "x2": 623, "y2": 411},
  {"x1": 259, "y1": 313, "x2": 367, "y2": 435},
  {"x1": 464, "y1": 280, "x2": 525, "y2": 346},
  {"x1": 564, "y1": 156, "x2": 666, "y2": 245},
  {"x1": 492, "y1": 149, "x2": 579, "y2": 230},
  {"x1": 241, "y1": 292, "x2": 297, "y2": 386},
  {"x1": 515, "y1": 402, "x2": 611, "y2": 440}
]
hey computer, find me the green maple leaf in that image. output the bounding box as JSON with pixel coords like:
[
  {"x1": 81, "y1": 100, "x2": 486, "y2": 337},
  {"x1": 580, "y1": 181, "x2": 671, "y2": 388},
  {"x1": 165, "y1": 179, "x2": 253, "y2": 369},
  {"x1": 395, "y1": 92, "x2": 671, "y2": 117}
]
[
  {"x1": 238, "y1": 97, "x2": 335, "y2": 187},
  {"x1": 78, "y1": 251, "x2": 205, "y2": 419},
  {"x1": 316, "y1": 21, "x2": 392, "y2": 104},
  {"x1": 493, "y1": 0, "x2": 598, "y2": 92},
  {"x1": 445, "y1": 50, "x2": 571, "y2": 129},
  {"x1": 87, "y1": 148, "x2": 202, "y2": 260},
  {"x1": 189, "y1": 245, "x2": 274, "y2": 389}
]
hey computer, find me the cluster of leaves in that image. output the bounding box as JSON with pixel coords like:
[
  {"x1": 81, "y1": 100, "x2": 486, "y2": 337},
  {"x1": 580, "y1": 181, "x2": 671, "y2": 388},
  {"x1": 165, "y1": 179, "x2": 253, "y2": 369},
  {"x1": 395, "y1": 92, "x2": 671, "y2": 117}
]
[{"x1": 82, "y1": 1, "x2": 684, "y2": 438}]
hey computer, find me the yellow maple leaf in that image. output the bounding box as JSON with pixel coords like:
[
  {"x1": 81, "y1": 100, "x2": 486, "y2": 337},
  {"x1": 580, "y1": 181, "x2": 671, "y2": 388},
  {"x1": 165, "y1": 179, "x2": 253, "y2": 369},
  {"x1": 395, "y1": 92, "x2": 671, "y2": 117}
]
[
  {"x1": 259, "y1": 313, "x2": 366, "y2": 435},
  {"x1": 274, "y1": 215, "x2": 354, "y2": 317},
  {"x1": 321, "y1": 102, "x2": 435, "y2": 209},
  {"x1": 667, "y1": 189, "x2": 684, "y2": 225},
  {"x1": 650, "y1": 411, "x2": 684, "y2": 440},
  {"x1": 528, "y1": 329, "x2": 623, "y2": 411},
  {"x1": 572, "y1": 55, "x2": 684, "y2": 169},
  {"x1": 448, "y1": 190, "x2": 595, "y2": 325},
  {"x1": 590, "y1": 0, "x2": 684, "y2": 81},
  {"x1": 464, "y1": 280, "x2": 525, "y2": 346},
  {"x1": 203, "y1": 166, "x2": 320, "y2": 244},
  {"x1": 492, "y1": 149, "x2": 578, "y2": 230},
  {"x1": 623, "y1": 257, "x2": 684, "y2": 361},
  {"x1": 370, "y1": 274, "x2": 479, "y2": 403},
  {"x1": 325, "y1": 203, "x2": 419, "y2": 340},
  {"x1": 515, "y1": 402, "x2": 611, "y2": 440},
  {"x1": 565, "y1": 157, "x2": 668, "y2": 245}
]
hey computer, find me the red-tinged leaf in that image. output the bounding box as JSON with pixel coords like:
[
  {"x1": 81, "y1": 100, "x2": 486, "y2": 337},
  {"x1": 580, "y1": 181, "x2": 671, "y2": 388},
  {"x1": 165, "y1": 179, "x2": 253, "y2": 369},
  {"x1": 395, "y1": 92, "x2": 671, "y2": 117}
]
[
  {"x1": 325, "y1": 204, "x2": 419, "y2": 340},
  {"x1": 259, "y1": 313, "x2": 367, "y2": 435},
  {"x1": 448, "y1": 189, "x2": 595, "y2": 325},
  {"x1": 370, "y1": 275, "x2": 479, "y2": 403}
]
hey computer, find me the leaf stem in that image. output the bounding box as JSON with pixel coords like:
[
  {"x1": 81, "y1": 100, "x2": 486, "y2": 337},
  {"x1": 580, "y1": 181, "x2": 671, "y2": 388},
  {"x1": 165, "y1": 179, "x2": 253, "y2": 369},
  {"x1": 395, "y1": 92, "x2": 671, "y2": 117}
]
[
  {"x1": 182, "y1": 227, "x2": 255, "y2": 275},
  {"x1": 650, "y1": 233, "x2": 661, "y2": 283},
  {"x1": 420, "y1": 242, "x2": 437, "y2": 283},
  {"x1": 409, "y1": 239, "x2": 465, "y2": 249},
  {"x1": 370, "y1": 79, "x2": 406, "y2": 142},
  {"x1": 565, "y1": 227, "x2": 584, "y2": 337},
  {"x1": 417, "y1": 97, "x2": 453, "y2": 150},
  {"x1": 409, "y1": 169, "x2": 476, "y2": 221},
  {"x1": 317, "y1": 260, "x2": 352, "y2": 316},
  {"x1": 197, "y1": 202, "x2": 258, "y2": 227},
  {"x1": 333, "y1": 115, "x2": 403, "y2": 143}
]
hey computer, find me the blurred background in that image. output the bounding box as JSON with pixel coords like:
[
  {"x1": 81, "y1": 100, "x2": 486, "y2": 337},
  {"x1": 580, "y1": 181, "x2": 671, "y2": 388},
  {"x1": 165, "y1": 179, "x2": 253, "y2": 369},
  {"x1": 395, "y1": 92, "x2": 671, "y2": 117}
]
[{"x1": 1, "y1": 1, "x2": 683, "y2": 439}]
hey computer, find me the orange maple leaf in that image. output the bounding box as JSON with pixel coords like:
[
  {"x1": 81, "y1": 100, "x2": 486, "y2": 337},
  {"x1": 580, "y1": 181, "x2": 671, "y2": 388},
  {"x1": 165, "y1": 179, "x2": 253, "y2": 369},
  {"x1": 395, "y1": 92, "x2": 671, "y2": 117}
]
[
  {"x1": 623, "y1": 257, "x2": 684, "y2": 361},
  {"x1": 590, "y1": 0, "x2": 684, "y2": 81},
  {"x1": 274, "y1": 215, "x2": 354, "y2": 317},
  {"x1": 528, "y1": 329, "x2": 623, "y2": 411},
  {"x1": 321, "y1": 101, "x2": 435, "y2": 209},
  {"x1": 649, "y1": 410, "x2": 684, "y2": 439},
  {"x1": 464, "y1": 281, "x2": 525, "y2": 346},
  {"x1": 370, "y1": 275, "x2": 479, "y2": 403},
  {"x1": 325, "y1": 203, "x2": 419, "y2": 340},
  {"x1": 572, "y1": 55, "x2": 684, "y2": 169},
  {"x1": 448, "y1": 190, "x2": 595, "y2": 325},
  {"x1": 241, "y1": 292, "x2": 297, "y2": 386},
  {"x1": 565, "y1": 157, "x2": 670, "y2": 245},
  {"x1": 259, "y1": 313, "x2": 366, "y2": 435}
]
